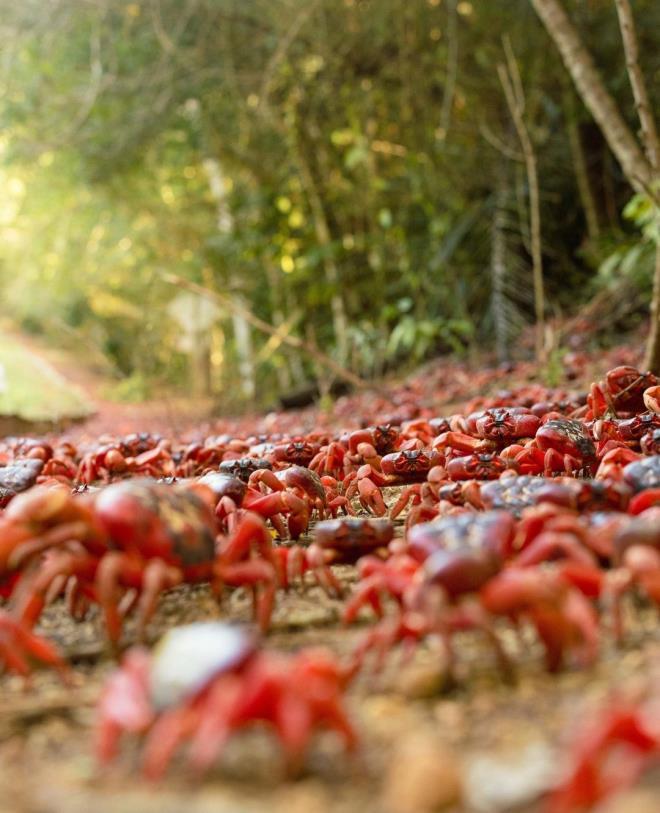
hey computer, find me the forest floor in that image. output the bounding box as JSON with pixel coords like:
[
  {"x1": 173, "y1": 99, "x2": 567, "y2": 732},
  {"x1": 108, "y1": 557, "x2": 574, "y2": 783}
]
[{"x1": 0, "y1": 329, "x2": 658, "y2": 813}]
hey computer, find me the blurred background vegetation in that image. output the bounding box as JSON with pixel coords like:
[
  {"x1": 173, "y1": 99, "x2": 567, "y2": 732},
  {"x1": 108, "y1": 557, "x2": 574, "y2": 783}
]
[{"x1": 0, "y1": 0, "x2": 658, "y2": 409}]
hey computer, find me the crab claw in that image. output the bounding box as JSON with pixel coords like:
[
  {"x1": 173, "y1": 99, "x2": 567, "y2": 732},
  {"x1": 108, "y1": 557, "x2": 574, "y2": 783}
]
[
  {"x1": 357, "y1": 477, "x2": 387, "y2": 516},
  {"x1": 95, "y1": 647, "x2": 155, "y2": 763},
  {"x1": 643, "y1": 385, "x2": 660, "y2": 413},
  {"x1": 0, "y1": 611, "x2": 68, "y2": 680}
]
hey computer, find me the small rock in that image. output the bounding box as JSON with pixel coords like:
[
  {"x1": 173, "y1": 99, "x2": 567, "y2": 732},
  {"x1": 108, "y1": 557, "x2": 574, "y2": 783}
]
[{"x1": 382, "y1": 732, "x2": 463, "y2": 813}]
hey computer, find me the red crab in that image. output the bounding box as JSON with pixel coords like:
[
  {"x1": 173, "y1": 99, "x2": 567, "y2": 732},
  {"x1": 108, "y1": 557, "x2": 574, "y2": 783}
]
[
  {"x1": 309, "y1": 441, "x2": 348, "y2": 478},
  {"x1": 587, "y1": 365, "x2": 657, "y2": 419},
  {"x1": 346, "y1": 513, "x2": 598, "y2": 674},
  {"x1": 509, "y1": 419, "x2": 597, "y2": 476},
  {"x1": 446, "y1": 452, "x2": 510, "y2": 481},
  {"x1": 388, "y1": 465, "x2": 451, "y2": 527},
  {"x1": 77, "y1": 443, "x2": 174, "y2": 484},
  {"x1": 9, "y1": 480, "x2": 279, "y2": 650},
  {"x1": 545, "y1": 689, "x2": 660, "y2": 813},
  {"x1": 347, "y1": 424, "x2": 401, "y2": 456},
  {"x1": 96, "y1": 622, "x2": 357, "y2": 778},
  {"x1": 270, "y1": 438, "x2": 320, "y2": 467},
  {"x1": 246, "y1": 465, "x2": 326, "y2": 537},
  {"x1": 595, "y1": 411, "x2": 660, "y2": 451},
  {"x1": 464, "y1": 407, "x2": 541, "y2": 445},
  {"x1": 0, "y1": 611, "x2": 68, "y2": 679},
  {"x1": 312, "y1": 517, "x2": 394, "y2": 563},
  {"x1": 608, "y1": 507, "x2": 660, "y2": 640},
  {"x1": 641, "y1": 428, "x2": 660, "y2": 455},
  {"x1": 344, "y1": 450, "x2": 443, "y2": 516},
  {"x1": 275, "y1": 517, "x2": 395, "y2": 597},
  {"x1": 405, "y1": 511, "x2": 515, "y2": 562}
]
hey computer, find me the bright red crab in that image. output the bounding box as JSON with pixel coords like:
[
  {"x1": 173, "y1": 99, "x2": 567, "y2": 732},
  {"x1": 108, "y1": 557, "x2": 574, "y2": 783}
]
[
  {"x1": 7, "y1": 480, "x2": 279, "y2": 652},
  {"x1": 509, "y1": 418, "x2": 597, "y2": 476},
  {"x1": 0, "y1": 611, "x2": 68, "y2": 679},
  {"x1": 96, "y1": 622, "x2": 357, "y2": 779},
  {"x1": 343, "y1": 449, "x2": 443, "y2": 516},
  {"x1": 587, "y1": 365, "x2": 657, "y2": 419},
  {"x1": 446, "y1": 451, "x2": 510, "y2": 481},
  {"x1": 545, "y1": 689, "x2": 660, "y2": 813},
  {"x1": 464, "y1": 407, "x2": 541, "y2": 445}
]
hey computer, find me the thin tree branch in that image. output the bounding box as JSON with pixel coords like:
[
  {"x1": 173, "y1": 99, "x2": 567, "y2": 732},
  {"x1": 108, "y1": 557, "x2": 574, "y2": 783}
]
[
  {"x1": 497, "y1": 46, "x2": 546, "y2": 363},
  {"x1": 438, "y1": 0, "x2": 458, "y2": 141},
  {"x1": 614, "y1": 0, "x2": 659, "y2": 170},
  {"x1": 529, "y1": 0, "x2": 654, "y2": 192}
]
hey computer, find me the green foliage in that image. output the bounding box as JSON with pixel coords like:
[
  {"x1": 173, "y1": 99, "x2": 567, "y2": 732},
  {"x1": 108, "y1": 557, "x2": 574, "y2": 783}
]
[
  {"x1": 596, "y1": 190, "x2": 659, "y2": 295},
  {"x1": 0, "y1": 0, "x2": 657, "y2": 405},
  {"x1": 387, "y1": 316, "x2": 473, "y2": 364}
]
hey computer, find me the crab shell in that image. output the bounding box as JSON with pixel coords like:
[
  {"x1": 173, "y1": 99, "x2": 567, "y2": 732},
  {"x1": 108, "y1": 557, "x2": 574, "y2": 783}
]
[
  {"x1": 94, "y1": 479, "x2": 218, "y2": 567},
  {"x1": 623, "y1": 456, "x2": 660, "y2": 492},
  {"x1": 479, "y1": 475, "x2": 554, "y2": 515},
  {"x1": 313, "y1": 517, "x2": 394, "y2": 553},
  {"x1": 276, "y1": 466, "x2": 326, "y2": 503},
  {"x1": 408, "y1": 511, "x2": 514, "y2": 562},
  {"x1": 149, "y1": 622, "x2": 256, "y2": 710},
  {"x1": 381, "y1": 450, "x2": 442, "y2": 482},
  {"x1": 421, "y1": 546, "x2": 502, "y2": 598},
  {"x1": 0, "y1": 458, "x2": 44, "y2": 507},
  {"x1": 613, "y1": 508, "x2": 660, "y2": 560},
  {"x1": 536, "y1": 419, "x2": 596, "y2": 461},
  {"x1": 197, "y1": 471, "x2": 247, "y2": 505}
]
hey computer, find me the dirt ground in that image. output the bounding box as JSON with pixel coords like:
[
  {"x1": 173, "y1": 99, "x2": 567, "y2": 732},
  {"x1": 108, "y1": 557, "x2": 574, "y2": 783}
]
[
  {"x1": 1, "y1": 333, "x2": 658, "y2": 812},
  {"x1": 0, "y1": 496, "x2": 658, "y2": 813}
]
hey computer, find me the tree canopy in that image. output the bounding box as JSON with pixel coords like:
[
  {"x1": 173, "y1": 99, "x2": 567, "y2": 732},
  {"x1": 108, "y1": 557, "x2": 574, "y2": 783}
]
[{"x1": 0, "y1": 0, "x2": 658, "y2": 404}]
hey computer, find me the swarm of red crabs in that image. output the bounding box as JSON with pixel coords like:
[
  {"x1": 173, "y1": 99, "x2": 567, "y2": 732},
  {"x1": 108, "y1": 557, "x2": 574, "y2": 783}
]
[{"x1": 0, "y1": 363, "x2": 659, "y2": 809}]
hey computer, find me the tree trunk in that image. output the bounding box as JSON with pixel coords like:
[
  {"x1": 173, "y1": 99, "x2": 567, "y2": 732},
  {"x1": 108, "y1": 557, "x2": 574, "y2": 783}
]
[
  {"x1": 491, "y1": 168, "x2": 509, "y2": 364},
  {"x1": 613, "y1": 0, "x2": 660, "y2": 373},
  {"x1": 531, "y1": 0, "x2": 660, "y2": 372},
  {"x1": 202, "y1": 156, "x2": 256, "y2": 400},
  {"x1": 498, "y1": 45, "x2": 545, "y2": 363},
  {"x1": 563, "y1": 86, "x2": 600, "y2": 242},
  {"x1": 530, "y1": 0, "x2": 654, "y2": 193},
  {"x1": 295, "y1": 149, "x2": 350, "y2": 366},
  {"x1": 613, "y1": 0, "x2": 659, "y2": 170}
]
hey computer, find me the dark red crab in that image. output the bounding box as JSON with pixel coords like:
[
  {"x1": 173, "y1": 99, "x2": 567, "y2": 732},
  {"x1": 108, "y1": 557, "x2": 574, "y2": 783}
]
[
  {"x1": 270, "y1": 439, "x2": 319, "y2": 467},
  {"x1": 344, "y1": 450, "x2": 443, "y2": 516},
  {"x1": 511, "y1": 419, "x2": 597, "y2": 476},
  {"x1": 641, "y1": 428, "x2": 660, "y2": 455},
  {"x1": 7, "y1": 480, "x2": 280, "y2": 653},
  {"x1": 477, "y1": 475, "x2": 555, "y2": 514},
  {"x1": 313, "y1": 517, "x2": 395, "y2": 562},
  {"x1": 406, "y1": 511, "x2": 515, "y2": 563}
]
